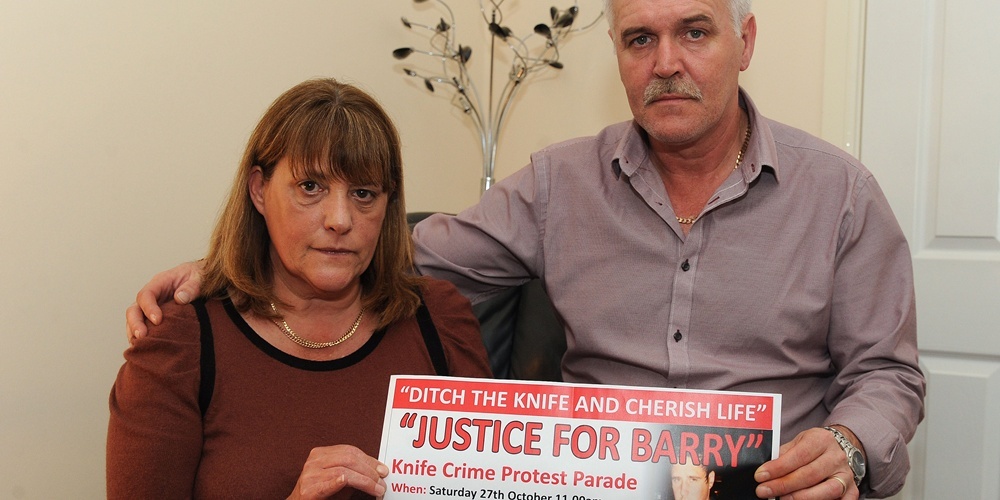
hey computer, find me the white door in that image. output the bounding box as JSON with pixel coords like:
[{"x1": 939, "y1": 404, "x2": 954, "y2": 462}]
[{"x1": 860, "y1": 0, "x2": 1000, "y2": 498}]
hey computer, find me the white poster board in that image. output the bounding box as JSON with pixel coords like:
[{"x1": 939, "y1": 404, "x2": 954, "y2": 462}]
[{"x1": 379, "y1": 376, "x2": 780, "y2": 499}]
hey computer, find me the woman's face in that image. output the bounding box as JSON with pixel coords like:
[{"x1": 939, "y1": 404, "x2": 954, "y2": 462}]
[{"x1": 249, "y1": 157, "x2": 387, "y2": 301}]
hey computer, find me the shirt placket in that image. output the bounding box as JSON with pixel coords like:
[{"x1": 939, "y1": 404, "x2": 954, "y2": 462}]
[
  {"x1": 640, "y1": 168, "x2": 752, "y2": 389},
  {"x1": 665, "y1": 228, "x2": 700, "y2": 389},
  {"x1": 626, "y1": 165, "x2": 696, "y2": 387}
]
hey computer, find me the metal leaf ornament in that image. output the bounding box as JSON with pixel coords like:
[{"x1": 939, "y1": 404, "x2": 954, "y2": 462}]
[
  {"x1": 391, "y1": 0, "x2": 603, "y2": 193},
  {"x1": 488, "y1": 22, "x2": 513, "y2": 40},
  {"x1": 458, "y1": 44, "x2": 472, "y2": 64},
  {"x1": 534, "y1": 23, "x2": 553, "y2": 40},
  {"x1": 392, "y1": 47, "x2": 414, "y2": 59},
  {"x1": 553, "y1": 7, "x2": 577, "y2": 28}
]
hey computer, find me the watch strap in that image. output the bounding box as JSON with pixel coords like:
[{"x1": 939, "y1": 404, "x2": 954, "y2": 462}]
[{"x1": 824, "y1": 426, "x2": 865, "y2": 486}]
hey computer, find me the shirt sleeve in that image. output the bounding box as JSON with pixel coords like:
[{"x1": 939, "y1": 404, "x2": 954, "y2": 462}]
[
  {"x1": 412, "y1": 162, "x2": 546, "y2": 305},
  {"x1": 824, "y1": 173, "x2": 926, "y2": 497},
  {"x1": 106, "y1": 303, "x2": 204, "y2": 499},
  {"x1": 420, "y1": 278, "x2": 494, "y2": 379}
]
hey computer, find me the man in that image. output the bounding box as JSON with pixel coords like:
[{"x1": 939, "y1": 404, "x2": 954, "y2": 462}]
[
  {"x1": 128, "y1": 1, "x2": 924, "y2": 498},
  {"x1": 672, "y1": 461, "x2": 716, "y2": 500}
]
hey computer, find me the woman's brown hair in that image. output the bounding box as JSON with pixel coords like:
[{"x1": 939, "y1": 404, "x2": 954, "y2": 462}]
[{"x1": 201, "y1": 78, "x2": 421, "y2": 327}]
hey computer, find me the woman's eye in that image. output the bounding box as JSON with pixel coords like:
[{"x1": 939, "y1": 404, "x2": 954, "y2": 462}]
[
  {"x1": 353, "y1": 189, "x2": 376, "y2": 200},
  {"x1": 299, "y1": 180, "x2": 320, "y2": 193}
]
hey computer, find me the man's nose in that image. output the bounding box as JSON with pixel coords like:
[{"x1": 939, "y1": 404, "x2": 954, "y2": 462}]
[{"x1": 653, "y1": 39, "x2": 683, "y2": 79}]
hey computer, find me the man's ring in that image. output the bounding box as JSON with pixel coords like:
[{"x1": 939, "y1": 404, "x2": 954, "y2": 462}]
[{"x1": 829, "y1": 474, "x2": 848, "y2": 497}]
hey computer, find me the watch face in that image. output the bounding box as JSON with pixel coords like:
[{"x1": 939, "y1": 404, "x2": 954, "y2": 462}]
[{"x1": 850, "y1": 450, "x2": 866, "y2": 475}]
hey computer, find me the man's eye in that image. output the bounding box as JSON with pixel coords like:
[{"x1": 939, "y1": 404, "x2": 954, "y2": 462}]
[
  {"x1": 688, "y1": 29, "x2": 705, "y2": 40},
  {"x1": 631, "y1": 35, "x2": 651, "y2": 46}
]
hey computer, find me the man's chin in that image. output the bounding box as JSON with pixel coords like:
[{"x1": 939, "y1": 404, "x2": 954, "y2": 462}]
[{"x1": 639, "y1": 123, "x2": 703, "y2": 149}]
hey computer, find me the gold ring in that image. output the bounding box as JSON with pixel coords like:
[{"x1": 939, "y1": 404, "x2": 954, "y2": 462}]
[{"x1": 829, "y1": 474, "x2": 848, "y2": 497}]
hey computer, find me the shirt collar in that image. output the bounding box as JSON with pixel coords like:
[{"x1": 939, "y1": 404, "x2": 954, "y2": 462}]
[{"x1": 610, "y1": 87, "x2": 781, "y2": 184}]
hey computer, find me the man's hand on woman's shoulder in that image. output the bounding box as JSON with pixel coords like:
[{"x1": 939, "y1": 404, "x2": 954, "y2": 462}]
[{"x1": 126, "y1": 260, "x2": 205, "y2": 342}]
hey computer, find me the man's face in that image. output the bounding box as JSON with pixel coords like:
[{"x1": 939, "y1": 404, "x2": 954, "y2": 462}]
[
  {"x1": 671, "y1": 462, "x2": 715, "y2": 500},
  {"x1": 608, "y1": 0, "x2": 754, "y2": 150}
]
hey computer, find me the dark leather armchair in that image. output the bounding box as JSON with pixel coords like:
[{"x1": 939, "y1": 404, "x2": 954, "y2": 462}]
[{"x1": 407, "y1": 212, "x2": 566, "y2": 381}]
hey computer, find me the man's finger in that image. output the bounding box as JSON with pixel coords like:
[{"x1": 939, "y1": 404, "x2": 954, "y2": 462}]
[
  {"x1": 135, "y1": 290, "x2": 164, "y2": 327},
  {"x1": 125, "y1": 303, "x2": 149, "y2": 342},
  {"x1": 174, "y1": 286, "x2": 195, "y2": 305}
]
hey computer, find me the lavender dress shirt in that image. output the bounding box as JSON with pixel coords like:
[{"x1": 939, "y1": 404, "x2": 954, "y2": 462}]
[{"x1": 413, "y1": 90, "x2": 925, "y2": 497}]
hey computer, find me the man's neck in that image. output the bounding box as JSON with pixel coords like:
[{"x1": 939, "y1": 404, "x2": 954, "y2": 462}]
[
  {"x1": 652, "y1": 107, "x2": 750, "y2": 234},
  {"x1": 651, "y1": 107, "x2": 749, "y2": 178}
]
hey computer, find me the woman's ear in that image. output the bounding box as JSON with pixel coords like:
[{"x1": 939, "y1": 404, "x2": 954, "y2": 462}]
[{"x1": 248, "y1": 166, "x2": 266, "y2": 215}]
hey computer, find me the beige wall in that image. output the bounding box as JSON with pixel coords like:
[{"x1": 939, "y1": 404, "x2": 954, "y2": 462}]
[{"x1": 0, "y1": 1, "x2": 831, "y2": 497}]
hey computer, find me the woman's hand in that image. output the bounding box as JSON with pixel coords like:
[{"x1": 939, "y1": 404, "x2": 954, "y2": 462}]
[
  {"x1": 287, "y1": 445, "x2": 390, "y2": 499},
  {"x1": 125, "y1": 260, "x2": 205, "y2": 342},
  {"x1": 754, "y1": 426, "x2": 863, "y2": 499}
]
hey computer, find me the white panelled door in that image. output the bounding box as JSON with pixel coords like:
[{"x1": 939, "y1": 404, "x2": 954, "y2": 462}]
[{"x1": 861, "y1": 0, "x2": 1000, "y2": 498}]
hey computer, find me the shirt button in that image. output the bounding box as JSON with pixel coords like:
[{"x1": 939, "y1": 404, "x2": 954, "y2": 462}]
[
  {"x1": 673, "y1": 330, "x2": 683, "y2": 342},
  {"x1": 681, "y1": 259, "x2": 691, "y2": 272}
]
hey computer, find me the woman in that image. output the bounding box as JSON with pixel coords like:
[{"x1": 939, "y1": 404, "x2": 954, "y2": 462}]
[{"x1": 107, "y1": 79, "x2": 492, "y2": 499}]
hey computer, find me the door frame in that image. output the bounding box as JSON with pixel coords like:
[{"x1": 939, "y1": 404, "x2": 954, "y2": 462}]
[{"x1": 820, "y1": 0, "x2": 867, "y2": 159}]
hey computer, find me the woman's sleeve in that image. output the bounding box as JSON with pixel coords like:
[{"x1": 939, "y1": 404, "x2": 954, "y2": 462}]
[
  {"x1": 422, "y1": 278, "x2": 494, "y2": 379},
  {"x1": 107, "y1": 303, "x2": 204, "y2": 499}
]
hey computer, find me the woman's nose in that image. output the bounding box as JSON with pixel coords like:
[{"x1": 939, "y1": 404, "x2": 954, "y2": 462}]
[{"x1": 323, "y1": 194, "x2": 353, "y2": 233}]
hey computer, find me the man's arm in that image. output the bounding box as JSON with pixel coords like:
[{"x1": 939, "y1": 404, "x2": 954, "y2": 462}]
[
  {"x1": 412, "y1": 163, "x2": 550, "y2": 377},
  {"x1": 820, "y1": 174, "x2": 924, "y2": 496},
  {"x1": 758, "y1": 173, "x2": 924, "y2": 499},
  {"x1": 411, "y1": 163, "x2": 545, "y2": 304},
  {"x1": 125, "y1": 260, "x2": 205, "y2": 341}
]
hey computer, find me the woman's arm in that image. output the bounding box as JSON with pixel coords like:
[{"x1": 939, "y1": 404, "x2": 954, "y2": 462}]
[{"x1": 107, "y1": 303, "x2": 204, "y2": 498}]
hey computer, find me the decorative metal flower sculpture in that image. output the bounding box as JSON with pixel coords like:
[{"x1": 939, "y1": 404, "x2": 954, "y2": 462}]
[{"x1": 393, "y1": 0, "x2": 603, "y2": 193}]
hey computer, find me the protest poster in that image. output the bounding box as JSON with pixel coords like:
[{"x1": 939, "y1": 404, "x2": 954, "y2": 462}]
[{"x1": 378, "y1": 375, "x2": 780, "y2": 499}]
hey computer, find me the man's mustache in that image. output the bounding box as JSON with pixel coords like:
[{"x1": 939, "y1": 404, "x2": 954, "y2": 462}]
[{"x1": 643, "y1": 78, "x2": 703, "y2": 105}]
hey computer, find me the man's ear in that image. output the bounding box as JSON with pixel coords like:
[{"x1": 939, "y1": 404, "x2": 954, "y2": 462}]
[
  {"x1": 248, "y1": 166, "x2": 266, "y2": 215},
  {"x1": 707, "y1": 470, "x2": 716, "y2": 487},
  {"x1": 739, "y1": 14, "x2": 757, "y2": 71}
]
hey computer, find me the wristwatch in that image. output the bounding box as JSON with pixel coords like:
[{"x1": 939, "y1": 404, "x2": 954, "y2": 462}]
[{"x1": 824, "y1": 426, "x2": 866, "y2": 486}]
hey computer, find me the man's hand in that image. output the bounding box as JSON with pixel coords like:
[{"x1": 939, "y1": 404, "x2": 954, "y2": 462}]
[
  {"x1": 125, "y1": 260, "x2": 205, "y2": 343},
  {"x1": 754, "y1": 426, "x2": 864, "y2": 499},
  {"x1": 287, "y1": 445, "x2": 389, "y2": 500}
]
